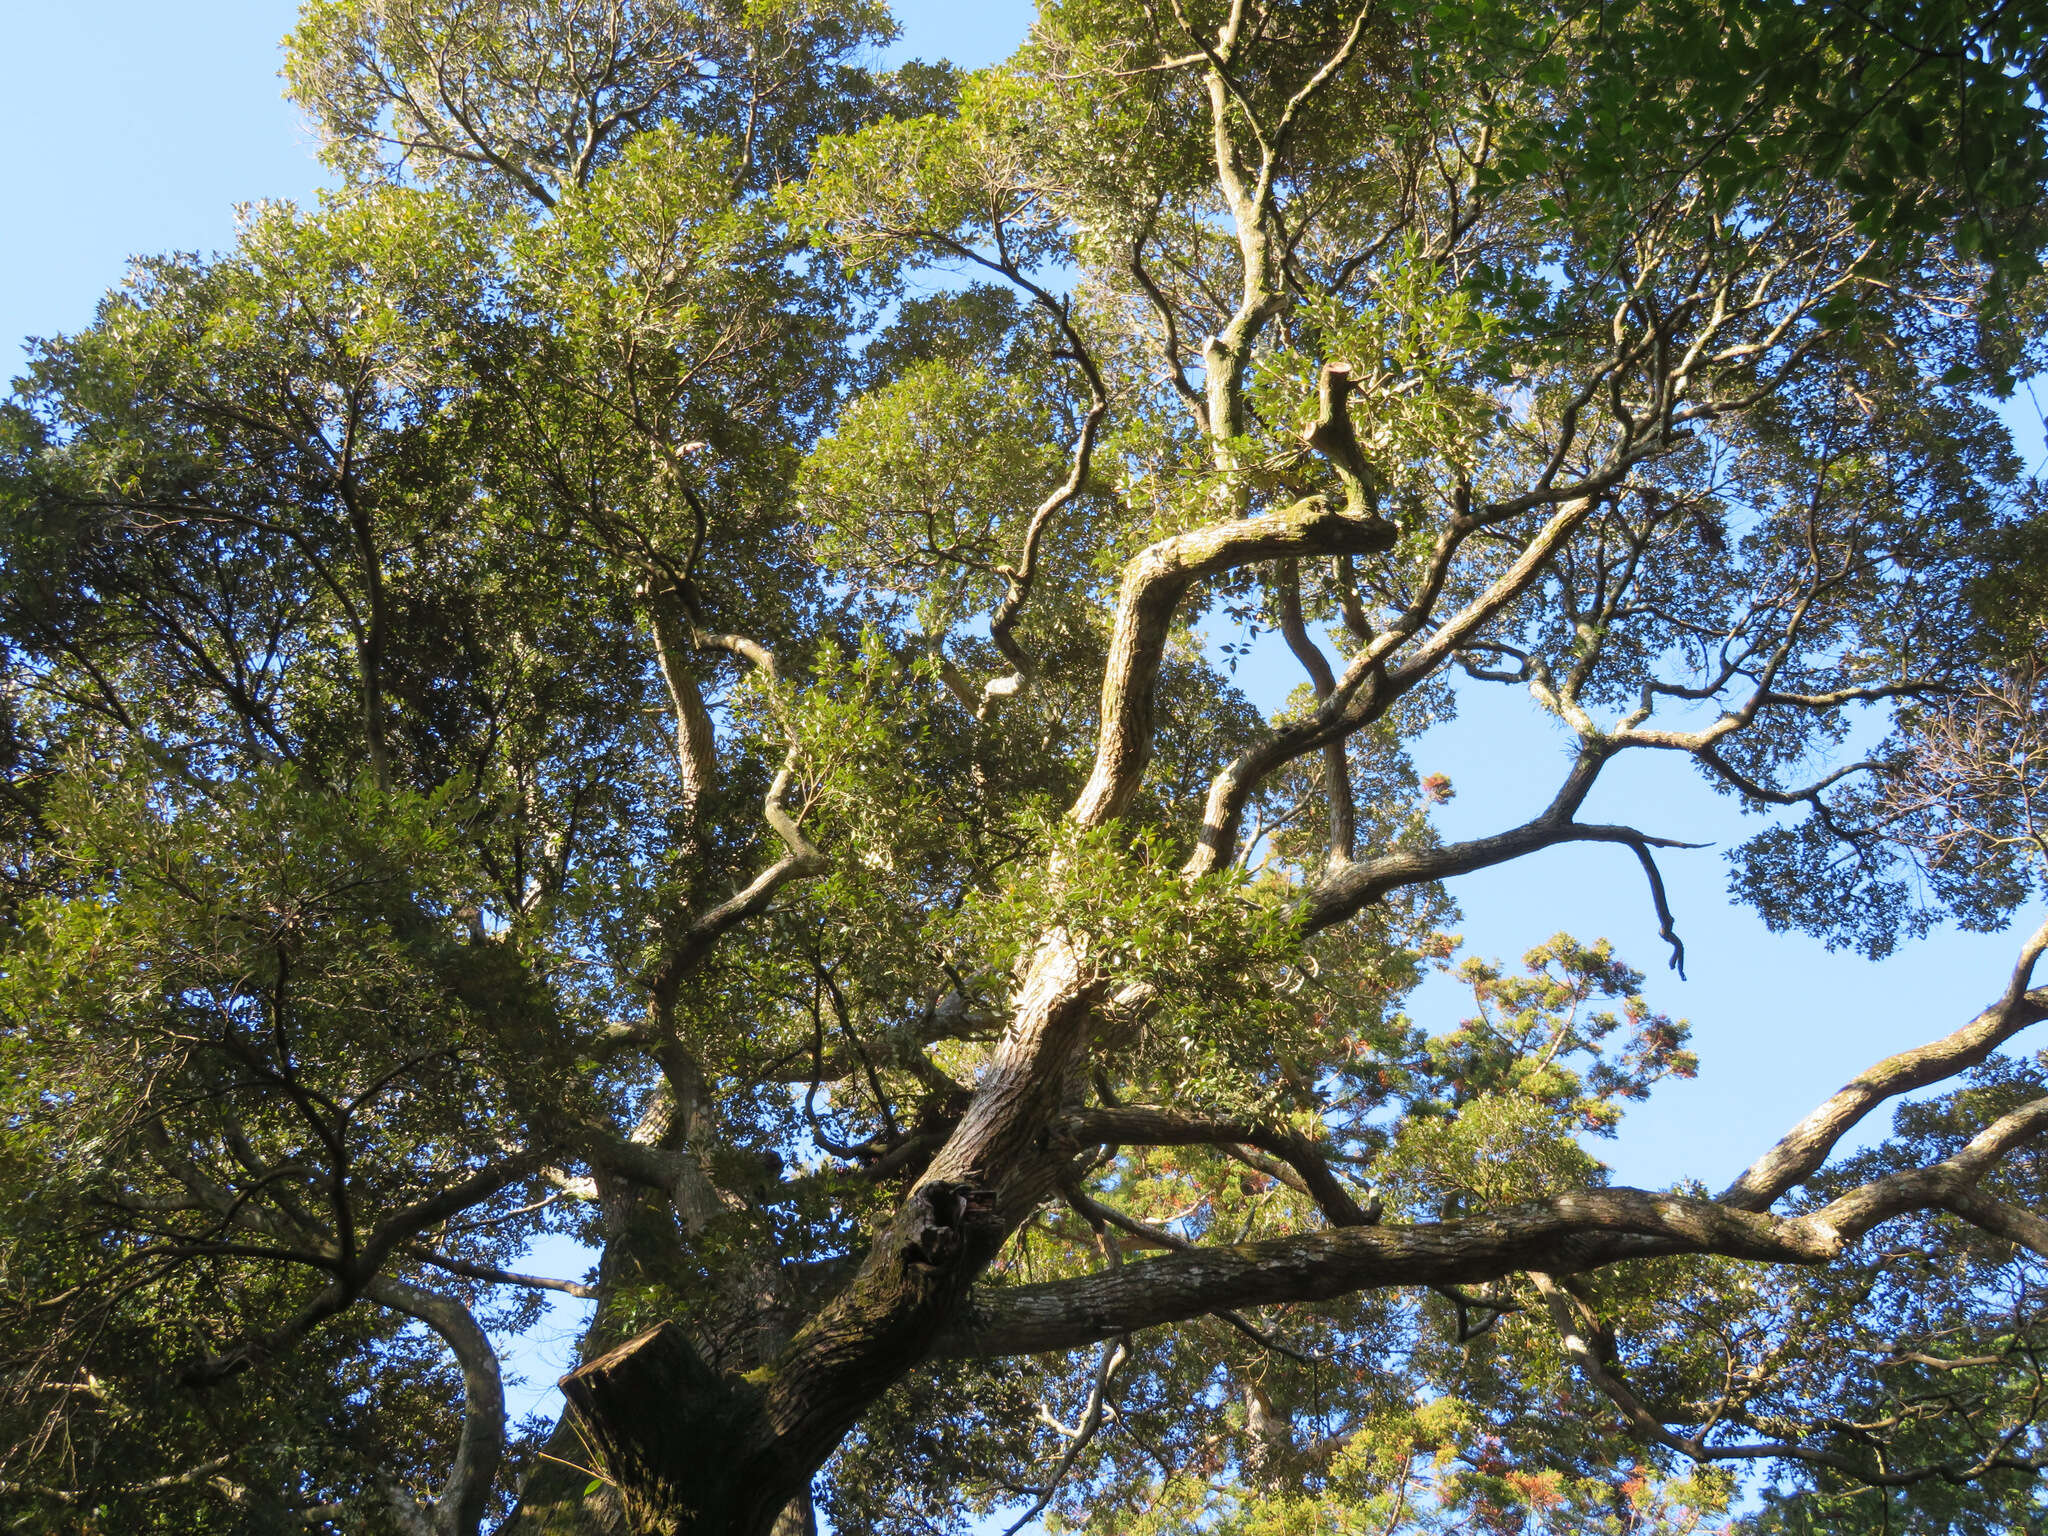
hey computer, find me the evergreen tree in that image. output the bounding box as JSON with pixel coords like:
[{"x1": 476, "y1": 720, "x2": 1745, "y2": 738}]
[{"x1": 3, "y1": 2, "x2": 2048, "y2": 1531}]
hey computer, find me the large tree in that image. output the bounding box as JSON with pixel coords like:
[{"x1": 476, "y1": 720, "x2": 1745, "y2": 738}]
[{"x1": 4, "y1": 0, "x2": 2048, "y2": 1532}]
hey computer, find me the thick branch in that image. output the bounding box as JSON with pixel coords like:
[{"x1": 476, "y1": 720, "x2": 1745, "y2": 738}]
[
  {"x1": 1070, "y1": 498, "x2": 1395, "y2": 828},
  {"x1": 943, "y1": 1104, "x2": 2048, "y2": 1362},
  {"x1": 1807, "y1": 1093, "x2": 2048, "y2": 1242},
  {"x1": 367, "y1": 1276, "x2": 505, "y2": 1536},
  {"x1": 648, "y1": 596, "x2": 720, "y2": 820},
  {"x1": 1944, "y1": 1187, "x2": 2048, "y2": 1257},
  {"x1": 1301, "y1": 361, "x2": 1376, "y2": 517},
  {"x1": 935, "y1": 1188, "x2": 1838, "y2": 1358}
]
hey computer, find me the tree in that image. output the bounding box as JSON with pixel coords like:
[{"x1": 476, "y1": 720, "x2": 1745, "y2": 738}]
[{"x1": 2, "y1": 0, "x2": 2047, "y2": 1531}]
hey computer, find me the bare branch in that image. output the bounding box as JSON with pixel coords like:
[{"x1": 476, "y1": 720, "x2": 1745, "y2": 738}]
[
  {"x1": 1722, "y1": 916, "x2": 2048, "y2": 1211},
  {"x1": 1071, "y1": 498, "x2": 1395, "y2": 829}
]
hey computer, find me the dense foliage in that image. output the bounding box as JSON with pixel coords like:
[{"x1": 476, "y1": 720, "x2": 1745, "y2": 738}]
[{"x1": 3, "y1": 1, "x2": 2048, "y2": 1532}]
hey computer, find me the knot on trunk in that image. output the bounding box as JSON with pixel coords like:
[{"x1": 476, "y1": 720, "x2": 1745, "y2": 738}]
[{"x1": 903, "y1": 1180, "x2": 995, "y2": 1271}]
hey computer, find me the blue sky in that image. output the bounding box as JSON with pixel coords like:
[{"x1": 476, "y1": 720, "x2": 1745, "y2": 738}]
[
  {"x1": 6, "y1": 0, "x2": 2042, "y2": 1440},
  {"x1": 0, "y1": 1, "x2": 1033, "y2": 357}
]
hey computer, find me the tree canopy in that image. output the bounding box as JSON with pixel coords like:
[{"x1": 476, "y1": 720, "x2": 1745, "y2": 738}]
[{"x1": 3, "y1": 0, "x2": 2048, "y2": 1532}]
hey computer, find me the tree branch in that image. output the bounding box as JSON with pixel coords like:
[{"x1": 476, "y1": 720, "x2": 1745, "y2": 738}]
[
  {"x1": 1071, "y1": 498, "x2": 1395, "y2": 829},
  {"x1": 937, "y1": 1187, "x2": 1840, "y2": 1358},
  {"x1": 366, "y1": 1276, "x2": 506, "y2": 1536},
  {"x1": 1722, "y1": 915, "x2": 2048, "y2": 1211},
  {"x1": 1064, "y1": 1107, "x2": 1378, "y2": 1228}
]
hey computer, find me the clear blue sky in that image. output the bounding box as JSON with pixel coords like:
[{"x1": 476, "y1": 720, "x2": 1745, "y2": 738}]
[
  {"x1": 6, "y1": 0, "x2": 2041, "y2": 1432},
  {"x1": 0, "y1": 0, "x2": 1033, "y2": 357}
]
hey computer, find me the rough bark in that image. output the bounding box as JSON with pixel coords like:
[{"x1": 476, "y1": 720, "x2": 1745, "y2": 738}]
[
  {"x1": 557, "y1": 1323, "x2": 758, "y2": 1536},
  {"x1": 549, "y1": 1181, "x2": 1006, "y2": 1536},
  {"x1": 930, "y1": 1084, "x2": 2048, "y2": 1361},
  {"x1": 932, "y1": 1187, "x2": 1842, "y2": 1359}
]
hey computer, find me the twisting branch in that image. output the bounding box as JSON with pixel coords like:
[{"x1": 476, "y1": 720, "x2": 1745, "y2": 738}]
[
  {"x1": 1183, "y1": 481, "x2": 1630, "y2": 877},
  {"x1": 1000, "y1": 1337, "x2": 1129, "y2": 1536},
  {"x1": 1070, "y1": 498, "x2": 1396, "y2": 829},
  {"x1": 646, "y1": 590, "x2": 720, "y2": 823},
  {"x1": 1129, "y1": 208, "x2": 1208, "y2": 429},
  {"x1": 1301, "y1": 361, "x2": 1377, "y2": 518},
  {"x1": 1437, "y1": 1284, "x2": 1521, "y2": 1343},
  {"x1": 981, "y1": 336, "x2": 1109, "y2": 712},
  {"x1": 884, "y1": 218, "x2": 1109, "y2": 716},
  {"x1": 644, "y1": 636, "x2": 829, "y2": 1001},
  {"x1": 366, "y1": 1276, "x2": 506, "y2": 1536},
  {"x1": 1605, "y1": 828, "x2": 1690, "y2": 977}
]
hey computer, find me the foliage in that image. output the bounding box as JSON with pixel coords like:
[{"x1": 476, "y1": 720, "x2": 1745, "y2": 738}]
[{"x1": 2, "y1": 0, "x2": 2047, "y2": 1532}]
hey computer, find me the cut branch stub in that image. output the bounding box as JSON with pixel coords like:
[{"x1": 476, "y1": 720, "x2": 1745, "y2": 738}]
[
  {"x1": 559, "y1": 1321, "x2": 762, "y2": 1536},
  {"x1": 1303, "y1": 362, "x2": 1377, "y2": 517}
]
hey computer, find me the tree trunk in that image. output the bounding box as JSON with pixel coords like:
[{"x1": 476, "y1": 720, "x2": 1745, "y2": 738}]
[
  {"x1": 509, "y1": 1176, "x2": 1006, "y2": 1535},
  {"x1": 556, "y1": 1322, "x2": 761, "y2": 1536},
  {"x1": 502, "y1": 1161, "x2": 745, "y2": 1535}
]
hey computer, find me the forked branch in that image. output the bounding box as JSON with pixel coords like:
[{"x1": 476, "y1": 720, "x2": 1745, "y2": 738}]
[{"x1": 1071, "y1": 498, "x2": 1396, "y2": 828}]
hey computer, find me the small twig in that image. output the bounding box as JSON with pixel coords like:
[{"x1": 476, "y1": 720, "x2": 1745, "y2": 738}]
[{"x1": 1003, "y1": 1338, "x2": 1128, "y2": 1536}]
